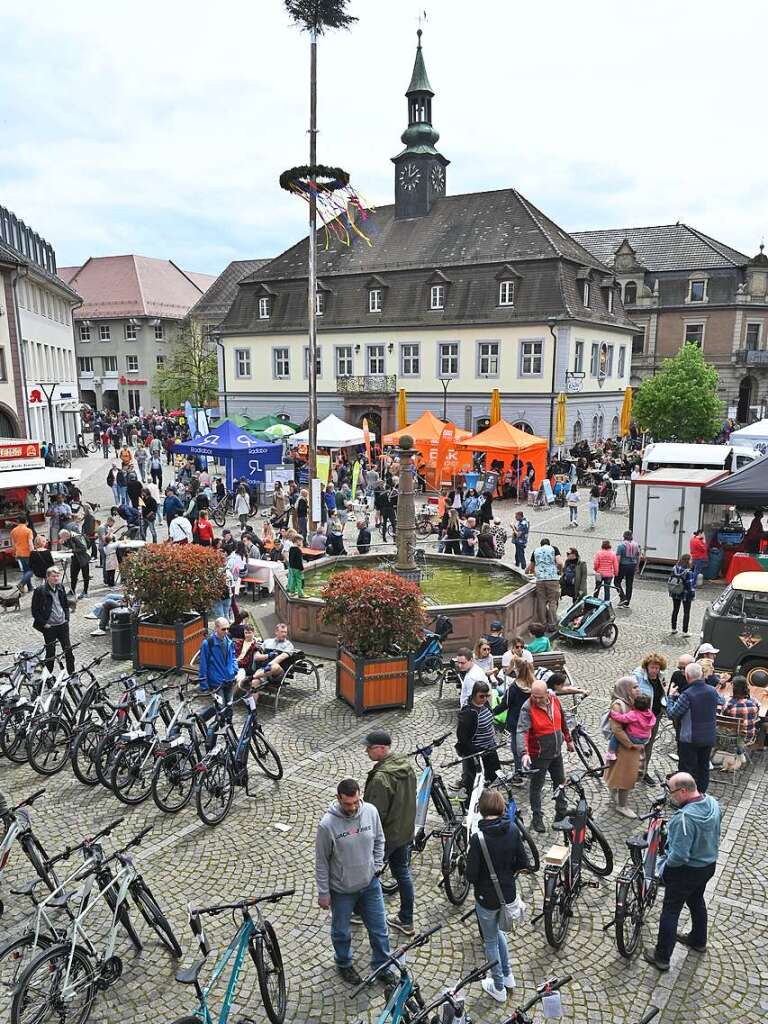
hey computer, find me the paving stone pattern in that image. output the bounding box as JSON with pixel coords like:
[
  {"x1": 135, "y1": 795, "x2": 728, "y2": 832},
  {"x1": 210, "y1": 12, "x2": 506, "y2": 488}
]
[{"x1": 0, "y1": 454, "x2": 765, "y2": 1023}]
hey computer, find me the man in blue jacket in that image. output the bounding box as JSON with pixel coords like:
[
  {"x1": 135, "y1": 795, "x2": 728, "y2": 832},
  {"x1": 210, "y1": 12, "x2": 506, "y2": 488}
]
[
  {"x1": 645, "y1": 772, "x2": 721, "y2": 971},
  {"x1": 667, "y1": 661, "x2": 725, "y2": 792},
  {"x1": 198, "y1": 617, "x2": 238, "y2": 748}
]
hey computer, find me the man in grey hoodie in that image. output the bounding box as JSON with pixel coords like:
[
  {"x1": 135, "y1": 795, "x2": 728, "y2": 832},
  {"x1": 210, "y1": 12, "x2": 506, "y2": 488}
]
[
  {"x1": 315, "y1": 778, "x2": 391, "y2": 986},
  {"x1": 644, "y1": 772, "x2": 721, "y2": 971}
]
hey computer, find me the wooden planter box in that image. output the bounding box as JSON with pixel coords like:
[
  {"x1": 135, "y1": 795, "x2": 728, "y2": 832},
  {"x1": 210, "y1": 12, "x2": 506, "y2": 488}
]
[
  {"x1": 336, "y1": 647, "x2": 414, "y2": 717},
  {"x1": 132, "y1": 614, "x2": 205, "y2": 670}
]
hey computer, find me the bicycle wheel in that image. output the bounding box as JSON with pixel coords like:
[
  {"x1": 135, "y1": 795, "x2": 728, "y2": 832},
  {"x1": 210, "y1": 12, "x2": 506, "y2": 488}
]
[
  {"x1": 0, "y1": 933, "x2": 55, "y2": 1018},
  {"x1": 615, "y1": 866, "x2": 644, "y2": 958},
  {"x1": 572, "y1": 728, "x2": 605, "y2": 772},
  {"x1": 100, "y1": 874, "x2": 143, "y2": 952},
  {"x1": 251, "y1": 921, "x2": 287, "y2": 1024},
  {"x1": 129, "y1": 880, "x2": 182, "y2": 957},
  {"x1": 151, "y1": 747, "x2": 197, "y2": 813},
  {"x1": 543, "y1": 868, "x2": 570, "y2": 949},
  {"x1": 71, "y1": 722, "x2": 105, "y2": 786},
  {"x1": 212, "y1": 505, "x2": 226, "y2": 528},
  {"x1": 599, "y1": 624, "x2": 618, "y2": 649},
  {"x1": 0, "y1": 706, "x2": 32, "y2": 764},
  {"x1": 416, "y1": 655, "x2": 443, "y2": 687},
  {"x1": 110, "y1": 738, "x2": 154, "y2": 805},
  {"x1": 582, "y1": 817, "x2": 614, "y2": 877},
  {"x1": 195, "y1": 754, "x2": 235, "y2": 826},
  {"x1": 441, "y1": 826, "x2": 470, "y2": 905},
  {"x1": 250, "y1": 729, "x2": 283, "y2": 781},
  {"x1": 11, "y1": 942, "x2": 96, "y2": 1024},
  {"x1": 26, "y1": 715, "x2": 72, "y2": 776},
  {"x1": 379, "y1": 864, "x2": 399, "y2": 896},
  {"x1": 515, "y1": 816, "x2": 540, "y2": 874},
  {"x1": 23, "y1": 834, "x2": 57, "y2": 892},
  {"x1": 93, "y1": 729, "x2": 120, "y2": 789}
]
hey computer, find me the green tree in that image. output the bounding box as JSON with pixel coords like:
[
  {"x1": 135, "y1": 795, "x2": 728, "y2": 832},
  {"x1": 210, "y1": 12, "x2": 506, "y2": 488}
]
[
  {"x1": 633, "y1": 343, "x2": 722, "y2": 442},
  {"x1": 153, "y1": 319, "x2": 217, "y2": 411}
]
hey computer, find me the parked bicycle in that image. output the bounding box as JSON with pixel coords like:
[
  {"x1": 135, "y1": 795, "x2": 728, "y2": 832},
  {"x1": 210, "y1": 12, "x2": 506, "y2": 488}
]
[
  {"x1": 168, "y1": 889, "x2": 294, "y2": 1024},
  {"x1": 563, "y1": 692, "x2": 604, "y2": 771},
  {"x1": 500, "y1": 975, "x2": 572, "y2": 1024},
  {"x1": 607, "y1": 778, "x2": 669, "y2": 958},
  {"x1": 534, "y1": 766, "x2": 613, "y2": 949},
  {"x1": 349, "y1": 924, "x2": 442, "y2": 1023},
  {"x1": 0, "y1": 789, "x2": 52, "y2": 916}
]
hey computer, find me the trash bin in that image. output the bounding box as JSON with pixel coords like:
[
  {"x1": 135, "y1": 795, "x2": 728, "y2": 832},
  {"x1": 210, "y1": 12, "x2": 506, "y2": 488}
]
[{"x1": 110, "y1": 608, "x2": 133, "y2": 661}]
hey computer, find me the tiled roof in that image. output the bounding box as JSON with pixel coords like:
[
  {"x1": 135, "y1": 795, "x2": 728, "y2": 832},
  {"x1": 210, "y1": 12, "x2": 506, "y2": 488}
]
[
  {"x1": 0, "y1": 239, "x2": 21, "y2": 264},
  {"x1": 61, "y1": 255, "x2": 216, "y2": 321},
  {"x1": 188, "y1": 259, "x2": 271, "y2": 323},
  {"x1": 246, "y1": 188, "x2": 610, "y2": 284},
  {"x1": 572, "y1": 223, "x2": 749, "y2": 272}
]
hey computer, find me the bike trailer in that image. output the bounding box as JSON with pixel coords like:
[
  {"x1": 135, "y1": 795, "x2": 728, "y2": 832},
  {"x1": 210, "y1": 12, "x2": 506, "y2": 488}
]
[{"x1": 557, "y1": 595, "x2": 618, "y2": 649}]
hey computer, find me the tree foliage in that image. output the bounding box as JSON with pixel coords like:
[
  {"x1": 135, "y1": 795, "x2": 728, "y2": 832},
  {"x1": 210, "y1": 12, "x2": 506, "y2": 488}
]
[
  {"x1": 153, "y1": 318, "x2": 217, "y2": 412},
  {"x1": 633, "y1": 343, "x2": 722, "y2": 442},
  {"x1": 121, "y1": 543, "x2": 226, "y2": 623},
  {"x1": 321, "y1": 569, "x2": 427, "y2": 656},
  {"x1": 284, "y1": 0, "x2": 357, "y2": 32}
]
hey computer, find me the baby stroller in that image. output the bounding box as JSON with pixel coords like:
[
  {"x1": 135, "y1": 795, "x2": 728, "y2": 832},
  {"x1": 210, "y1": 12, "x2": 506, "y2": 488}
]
[
  {"x1": 413, "y1": 615, "x2": 453, "y2": 686},
  {"x1": 557, "y1": 595, "x2": 617, "y2": 649}
]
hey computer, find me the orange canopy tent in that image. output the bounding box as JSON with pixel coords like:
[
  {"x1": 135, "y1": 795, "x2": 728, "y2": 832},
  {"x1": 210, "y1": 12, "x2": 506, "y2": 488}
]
[
  {"x1": 457, "y1": 418, "x2": 548, "y2": 484},
  {"x1": 383, "y1": 411, "x2": 472, "y2": 485}
]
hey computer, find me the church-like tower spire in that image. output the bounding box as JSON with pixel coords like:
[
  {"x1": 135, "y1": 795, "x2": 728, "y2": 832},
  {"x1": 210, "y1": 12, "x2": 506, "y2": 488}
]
[{"x1": 392, "y1": 29, "x2": 449, "y2": 219}]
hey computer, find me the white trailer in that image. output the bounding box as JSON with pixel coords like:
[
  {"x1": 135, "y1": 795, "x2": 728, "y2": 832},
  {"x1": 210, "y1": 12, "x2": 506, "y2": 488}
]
[{"x1": 630, "y1": 468, "x2": 728, "y2": 565}]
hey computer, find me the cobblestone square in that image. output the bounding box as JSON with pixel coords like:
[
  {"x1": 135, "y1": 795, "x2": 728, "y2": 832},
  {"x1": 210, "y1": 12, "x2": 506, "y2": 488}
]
[{"x1": 0, "y1": 454, "x2": 765, "y2": 1023}]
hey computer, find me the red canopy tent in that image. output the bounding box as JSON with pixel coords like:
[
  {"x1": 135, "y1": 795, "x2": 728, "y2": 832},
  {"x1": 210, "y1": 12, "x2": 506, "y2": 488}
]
[{"x1": 457, "y1": 419, "x2": 548, "y2": 485}]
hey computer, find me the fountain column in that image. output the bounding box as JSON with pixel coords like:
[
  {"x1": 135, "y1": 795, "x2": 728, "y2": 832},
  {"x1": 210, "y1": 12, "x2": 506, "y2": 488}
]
[{"x1": 394, "y1": 435, "x2": 419, "y2": 580}]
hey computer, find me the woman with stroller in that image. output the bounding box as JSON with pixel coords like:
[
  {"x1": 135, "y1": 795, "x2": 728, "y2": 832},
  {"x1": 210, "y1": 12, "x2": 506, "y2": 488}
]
[{"x1": 560, "y1": 548, "x2": 587, "y2": 604}]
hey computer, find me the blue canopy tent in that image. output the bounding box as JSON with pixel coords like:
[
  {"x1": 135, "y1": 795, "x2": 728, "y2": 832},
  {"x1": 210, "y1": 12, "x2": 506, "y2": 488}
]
[{"x1": 173, "y1": 419, "x2": 283, "y2": 489}]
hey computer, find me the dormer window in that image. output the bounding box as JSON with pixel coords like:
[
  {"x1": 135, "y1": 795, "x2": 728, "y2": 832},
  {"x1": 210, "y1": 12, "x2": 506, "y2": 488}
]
[
  {"x1": 315, "y1": 292, "x2": 325, "y2": 316},
  {"x1": 688, "y1": 279, "x2": 708, "y2": 302},
  {"x1": 369, "y1": 288, "x2": 382, "y2": 313},
  {"x1": 583, "y1": 282, "x2": 591, "y2": 307},
  {"x1": 498, "y1": 280, "x2": 515, "y2": 306},
  {"x1": 624, "y1": 281, "x2": 637, "y2": 304},
  {"x1": 258, "y1": 296, "x2": 271, "y2": 320},
  {"x1": 430, "y1": 284, "x2": 445, "y2": 310}
]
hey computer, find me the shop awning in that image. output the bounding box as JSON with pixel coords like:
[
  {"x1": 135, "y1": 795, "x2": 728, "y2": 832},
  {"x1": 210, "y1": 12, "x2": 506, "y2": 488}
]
[
  {"x1": 0, "y1": 467, "x2": 82, "y2": 489},
  {"x1": 702, "y1": 454, "x2": 768, "y2": 506}
]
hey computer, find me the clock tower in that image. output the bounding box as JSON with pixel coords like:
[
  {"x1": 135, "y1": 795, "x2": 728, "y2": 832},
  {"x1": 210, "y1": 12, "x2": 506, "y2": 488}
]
[{"x1": 392, "y1": 30, "x2": 449, "y2": 220}]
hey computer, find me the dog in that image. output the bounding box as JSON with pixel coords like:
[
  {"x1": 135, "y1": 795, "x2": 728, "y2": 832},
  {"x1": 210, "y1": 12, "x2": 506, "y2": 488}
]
[{"x1": 0, "y1": 588, "x2": 22, "y2": 612}]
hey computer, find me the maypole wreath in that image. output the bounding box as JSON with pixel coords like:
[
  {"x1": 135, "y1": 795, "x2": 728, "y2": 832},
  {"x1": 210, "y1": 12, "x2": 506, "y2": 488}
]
[{"x1": 279, "y1": 163, "x2": 375, "y2": 247}]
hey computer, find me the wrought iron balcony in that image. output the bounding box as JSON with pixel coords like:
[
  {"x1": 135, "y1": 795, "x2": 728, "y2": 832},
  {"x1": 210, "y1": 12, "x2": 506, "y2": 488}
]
[
  {"x1": 336, "y1": 374, "x2": 397, "y2": 394},
  {"x1": 736, "y1": 349, "x2": 768, "y2": 365}
]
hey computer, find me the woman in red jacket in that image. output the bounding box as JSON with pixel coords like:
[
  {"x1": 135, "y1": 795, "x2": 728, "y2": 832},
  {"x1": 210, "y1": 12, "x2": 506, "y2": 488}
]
[
  {"x1": 593, "y1": 539, "x2": 619, "y2": 601},
  {"x1": 689, "y1": 529, "x2": 709, "y2": 581},
  {"x1": 193, "y1": 509, "x2": 215, "y2": 546}
]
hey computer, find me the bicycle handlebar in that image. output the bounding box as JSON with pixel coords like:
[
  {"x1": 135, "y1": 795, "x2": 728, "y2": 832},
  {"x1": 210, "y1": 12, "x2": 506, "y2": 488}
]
[
  {"x1": 350, "y1": 924, "x2": 442, "y2": 996},
  {"x1": 47, "y1": 816, "x2": 125, "y2": 866},
  {"x1": 510, "y1": 975, "x2": 572, "y2": 1018},
  {"x1": 410, "y1": 731, "x2": 451, "y2": 757},
  {"x1": 442, "y1": 742, "x2": 506, "y2": 768},
  {"x1": 190, "y1": 889, "x2": 296, "y2": 917},
  {"x1": 10, "y1": 788, "x2": 47, "y2": 814},
  {"x1": 407, "y1": 961, "x2": 498, "y2": 1023},
  {"x1": 111, "y1": 824, "x2": 154, "y2": 860}
]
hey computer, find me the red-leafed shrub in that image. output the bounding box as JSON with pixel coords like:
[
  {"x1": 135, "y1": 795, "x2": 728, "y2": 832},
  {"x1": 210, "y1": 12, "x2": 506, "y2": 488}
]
[
  {"x1": 321, "y1": 569, "x2": 426, "y2": 657},
  {"x1": 120, "y1": 543, "x2": 226, "y2": 623}
]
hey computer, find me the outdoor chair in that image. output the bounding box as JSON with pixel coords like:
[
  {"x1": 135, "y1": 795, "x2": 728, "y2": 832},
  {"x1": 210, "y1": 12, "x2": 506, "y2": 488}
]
[
  {"x1": 256, "y1": 649, "x2": 322, "y2": 711},
  {"x1": 712, "y1": 714, "x2": 755, "y2": 786}
]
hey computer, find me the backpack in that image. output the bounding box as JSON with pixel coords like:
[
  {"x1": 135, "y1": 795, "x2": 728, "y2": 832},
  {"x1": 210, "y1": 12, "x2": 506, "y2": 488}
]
[
  {"x1": 600, "y1": 709, "x2": 614, "y2": 740},
  {"x1": 667, "y1": 570, "x2": 685, "y2": 597}
]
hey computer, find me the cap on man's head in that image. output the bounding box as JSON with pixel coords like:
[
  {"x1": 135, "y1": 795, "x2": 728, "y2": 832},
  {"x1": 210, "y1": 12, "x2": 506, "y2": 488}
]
[
  {"x1": 364, "y1": 729, "x2": 392, "y2": 748},
  {"x1": 697, "y1": 643, "x2": 719, "y2": 655},
  {"x1": 490, "y1": 620, "x2": 503, "y2": 631}
]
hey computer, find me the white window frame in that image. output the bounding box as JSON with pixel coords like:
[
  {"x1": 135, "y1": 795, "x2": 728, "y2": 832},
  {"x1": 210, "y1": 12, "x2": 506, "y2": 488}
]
[
  {"x1": 745, "y1": 322, "x2": 762, "y2": 350},
  {"x1": 79, "y1": 324, "x2": 91, "y2": 342},
  {"x1": 77, "y1": 356, "x2": 93, "y2": 374},
  {"x1": 683, "y1": 322, "x2": 705, "y2": 348},
  {"x1": 125, "y1": 322, "x2": 138, "y2": 341},
  {"x1": 605, "y1": 344, "x2": 614, "y2": 377},
  {"x1": 583, "y1": 281, "x2": 590, "y2": 307},
  {"x1": 258, "y1": 296, "x2": 271, "y2": 320},
  {"x1": 611, "y1": 415, "x2": 620, "y2": 437},
  {"x1": 438, "y1": 342, "x2": 459, "y2": 377},
  {"x1": 607, "y1": 288, "x2": 614, "y2": 314},
  {"x1": 335, "y1": 346, "x2": 353, "y2": 377},
  {"x1": 477, "y1": 340, "x2": 500, "y2": 378},
  {"x1": 126, "y1": 355, "x2": 139, "y2": 373},
  {"x1": 590, "y1": 342, "x2": 600, "y2": 377},
  {"x1": 156, "y1": 354, "x2": 165, "y2": 368},
  {"x1": 273, "y1": 348, "x2": 290, "y2": 379},
  {"x1": 99, "y1": 324, "x2": 111, "y2": 342},
  {"x1": 127, "y1": 389, "x2": 141, "y2": 415},
  {"x1": 315, "y1": 292, "x2": 325, "y2": 316},
  {"x1": 519, "y1": 339, "x2": 544, "y2": 377},
  {"x1": 498, "y1": 280, "x2": 515, "y2": 306},
  {"x1": 366, "y1": 344, "x2": 385, "y2": 376},
  {"x1": 400, "y1": 343, "x2": 420, "y2": 377},
  {"x1": 573, "y1": 419, "x2": 583, "y2": 443},
  {"x1": 235, "y1": 348, "x2": 252, "y2": 379},
  {"x1": 623, "y1": 281, "x2": 637, "y2": 304},
  {"x1": 687, "y1": 278, "x2": 708, "y2": 303},
  {"x1": 154, "y1": 323, "x2": 164, "y2": 341},
  {"x1": 430, "y1": 284, "x2": 445, "y2": 310},
  {"x1": 574, "y1": 340, "x2": 584, "y2": 373},
  {"x1": 618, "y1": 345, "x2": 626, "y2": 378},
  {"x1": 303, "y1": 346, "x2": 323, "y2": 379},
  {"x1": 103, "y1": 355, "x2": 118, "y2": 373},
  {"x1": 368, "y1": 288, "x2": 382, "y2": 313}
]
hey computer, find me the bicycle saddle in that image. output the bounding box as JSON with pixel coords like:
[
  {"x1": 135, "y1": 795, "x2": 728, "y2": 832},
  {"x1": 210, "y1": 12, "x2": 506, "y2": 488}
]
[
  {"x1": 552, "y1": 817, "x2": 575, "y2": 832},
  {"x1": 626, "y1": 834, "x2": 649, "y2": 850},
  {"x1": 10, "y1": 879, "x2": 71, "y2": 908},
  {"x1": 175, "y1": 960, "x2": 206, "y2": 986}
]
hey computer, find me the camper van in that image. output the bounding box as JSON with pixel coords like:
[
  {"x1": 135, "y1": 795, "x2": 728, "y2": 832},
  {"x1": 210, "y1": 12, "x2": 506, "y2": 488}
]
[{"x1": 642, "y1": 443, "x2": 760, "y2": 474}]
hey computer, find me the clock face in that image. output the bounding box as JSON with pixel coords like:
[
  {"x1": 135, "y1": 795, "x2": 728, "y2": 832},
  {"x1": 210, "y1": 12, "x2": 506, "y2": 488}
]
[
  {"x1": 430, "y1": 164, "x2": 445, "y2": 193},
  {"x1": 399, "y1": 162, "x2": 421, "y2": 192}
]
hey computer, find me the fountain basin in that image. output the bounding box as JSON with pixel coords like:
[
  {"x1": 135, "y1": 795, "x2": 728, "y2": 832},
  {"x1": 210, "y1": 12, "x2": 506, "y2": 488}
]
[{"x1": 274, "y1": 553, "x2": 538, "y2": 652}]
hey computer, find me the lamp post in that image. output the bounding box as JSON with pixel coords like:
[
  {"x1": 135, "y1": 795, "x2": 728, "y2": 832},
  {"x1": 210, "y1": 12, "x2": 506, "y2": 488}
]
[
  {"x1": 439, "y1": 377, "x2": 452, "y2": 421},
  {"x1": 547, "y1": 318, "x2": 559, "y2": 454},
  {"x1": 210, "y1": 331, "x2": 228, "y2": 418},
  {"x1": 35, "y1": 382, "x2": 59, "y2": 455}
]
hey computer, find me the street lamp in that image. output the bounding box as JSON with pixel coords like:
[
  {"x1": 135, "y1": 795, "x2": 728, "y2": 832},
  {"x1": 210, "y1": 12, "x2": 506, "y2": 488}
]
[
  {"x1": 209, "y1": 329, "x2": 228, "y2": 419},
  {"x1": 547, "y1": 317, "x2": 559, "y2": 453},
  {"x1": 439, "y1": 377, "x2": 453, "y2": 421}
]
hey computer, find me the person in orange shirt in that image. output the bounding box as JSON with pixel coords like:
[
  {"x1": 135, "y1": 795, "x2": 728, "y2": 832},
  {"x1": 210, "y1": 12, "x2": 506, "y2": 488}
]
[{"x1": 10, "y1": 519, "x2": 35, "y2": 592}]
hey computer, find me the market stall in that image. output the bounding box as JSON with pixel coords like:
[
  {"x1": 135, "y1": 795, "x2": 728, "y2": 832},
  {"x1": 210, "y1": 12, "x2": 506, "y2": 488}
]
[
  {"x1": 456, "y1": 419, "x2": 548, "y2": 493},
  {"x1": 728, "y1": 419, "x2": 768, "y2": 454},
  {"x1": 382, "y1": 411, "x2": 472, "y2": 488},
  {"x1": 289, "y1": 413, "x2": 375, "y2": 450},
  {"x1": 173, "y1": 419, "x2": 283, "y2": 490}
]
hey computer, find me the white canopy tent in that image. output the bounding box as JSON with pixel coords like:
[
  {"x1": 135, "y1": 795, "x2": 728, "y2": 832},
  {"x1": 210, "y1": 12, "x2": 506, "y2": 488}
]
[
  {"x1": 289, "y1": 413, "x2": 375, "y2": 450},
  {"x1": 729, "y1": 419, "x2": 768, "y2": 452},
  {"x1": 0, "y1": 467, "x2": 81, "y2": 490}
]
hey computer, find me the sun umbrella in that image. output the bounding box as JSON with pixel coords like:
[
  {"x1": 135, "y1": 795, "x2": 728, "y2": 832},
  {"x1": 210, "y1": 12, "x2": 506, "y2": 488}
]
[
  {"x1": 620, "y1": 387, "x2": 634, "y2": 437},
  {"x1": 555, "y1": 393, "x2": 567, "y2": 447},
  {"x1": 397, "y1": 389, "x2": 408, "y2": 430},
  {"x1": 263, "y1": 423, "x2": 296, "y2": 440},
  {"x1": 489, "y1": 388, "x2": 501, "y2": 426}
]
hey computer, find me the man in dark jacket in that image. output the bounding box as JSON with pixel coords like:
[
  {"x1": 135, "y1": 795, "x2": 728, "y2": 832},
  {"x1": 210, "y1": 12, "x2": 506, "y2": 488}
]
[
  {"x1": 364, "y1": 730, "x2": 417, "y2": 937},
  {"x1": 31, "y1": 566, "x2": 75, "y2": 673},
  {"x1": 466, "y1": 787, "x2": 529, "y2": 1000},
  {"x1": 667, "y1": 662, "x2": 725, "y2": 792},
  {"x1": 57, "y1": 529, "x2": 90, "y2": 597},
  {"x1": 126, "y1": 472, "x2": 143, "y2": 509}
]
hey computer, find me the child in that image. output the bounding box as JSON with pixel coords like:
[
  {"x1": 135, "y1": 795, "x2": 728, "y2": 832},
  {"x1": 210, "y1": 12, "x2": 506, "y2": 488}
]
[
  {"x1": 606, "y1": 693, "x2": 656, "y2": 761},
  {"x1": 525, "y1": 622, "x2": 552, "y2": 655},
  {"x1": 567, "y1": 484, "x2": 580, "y2": 526},
  {"x1": 286, "y1": 531, "x2": 305, "y2": 598}
]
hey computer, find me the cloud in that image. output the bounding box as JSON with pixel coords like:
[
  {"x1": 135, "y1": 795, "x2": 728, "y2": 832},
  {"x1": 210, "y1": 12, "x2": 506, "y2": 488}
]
[{"x1": 1, "y1": 0, "x2": 765, "y2": 273}]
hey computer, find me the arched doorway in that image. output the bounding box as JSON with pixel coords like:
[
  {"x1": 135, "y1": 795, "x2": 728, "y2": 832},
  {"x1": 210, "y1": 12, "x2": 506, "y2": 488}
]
[
  {"x1": 357, "y1": 410, "x2": 382, "y2": 443},
  {"x1": 102, "y1": 390, "x2": 119, "y2": 413},
  {"x1": 0, "y1": 403, "x2": 21, "y2": 437},
  {"x1": 737, "y1": 376, "x2": 754, "y2": 423}
]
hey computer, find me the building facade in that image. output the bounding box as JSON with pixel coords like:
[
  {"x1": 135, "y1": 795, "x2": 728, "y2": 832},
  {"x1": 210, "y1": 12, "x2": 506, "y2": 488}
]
[
  {"x1": 217, "y1": 33, "x2": 635, "y2": 445},
  {"x1": 59, "y1": 256, "x2": 215, "y2": 414},
  {"x1": 573, "y1": 225, "x2": 768, "y2": 423},
  {"x1": 0, "y1": 205, "x2": 81, "y2": 444}
]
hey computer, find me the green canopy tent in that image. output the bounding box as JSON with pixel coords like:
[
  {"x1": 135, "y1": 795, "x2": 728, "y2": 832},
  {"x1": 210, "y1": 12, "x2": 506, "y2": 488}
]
[{"x1": 247, "y1": 413, "x2": 300, "y2": 433}]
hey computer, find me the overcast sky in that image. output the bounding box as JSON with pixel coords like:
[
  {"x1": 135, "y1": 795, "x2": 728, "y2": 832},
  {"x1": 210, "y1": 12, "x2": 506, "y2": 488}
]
[{"x1": 1, "y1": 0, "x2": 765, "y2": 276}]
